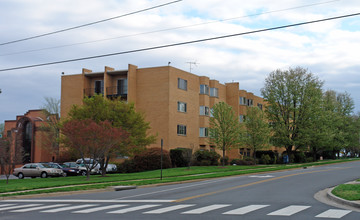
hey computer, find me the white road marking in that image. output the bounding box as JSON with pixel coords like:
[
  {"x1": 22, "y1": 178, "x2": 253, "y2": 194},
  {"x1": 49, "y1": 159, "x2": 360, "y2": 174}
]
[
  {"x1": 0, "y1": 204, "x2": 41, "y2": 211},
  {"x1": 315, "y1": 209, "x2": 352, "y2": 218},
  {"x1": 0, "y1": 204, "x2": 13, "y2": 208},
  {"x1": 108, "y1": 205, "x2": 161, "y2": 214},
  {"x1": 41, "y1": 204, "x2": 97, "y2": 213},
  {"x1": 10, "y1": 204, "x2": 69, "y2": 212},
  {"x1": 249, "y1": 175, "x2": 274, "y2": 178},
  {"x1": 144, "y1": 204, "x2": 196, "y2": 214},
  {"x1": 267, "y1": 205, "x2": 311, "y2": 216},
  {"x1": 181, "y1": 204, "x2": 231, "y2": 214},
  {"x1": 223, "y1": 204, "x2": 270, "y2": 215},
  {"x1": 73, "y1": 204, "x2": 128, "y2": 213},
  {"x1": 4, "y1": 199, "x2": 174, "y2": 203}
]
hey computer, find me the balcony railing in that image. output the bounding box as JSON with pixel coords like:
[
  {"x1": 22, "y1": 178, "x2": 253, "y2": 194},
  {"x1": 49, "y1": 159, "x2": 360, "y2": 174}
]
[
  {"x1": 106, "y1": 86, "x2": 127, "y2": 100},
  {"x1": 84, "y1": 87, "x2": 104, "y2": 97}
]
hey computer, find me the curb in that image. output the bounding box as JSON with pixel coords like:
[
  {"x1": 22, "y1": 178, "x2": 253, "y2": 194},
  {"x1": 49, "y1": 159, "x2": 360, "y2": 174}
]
[
  {"x1": 112, "y1": 185, "x2": 137, "y2": 191},
  {"x1": 327, "y1": 187, "x2": 360, "y2": 209}
]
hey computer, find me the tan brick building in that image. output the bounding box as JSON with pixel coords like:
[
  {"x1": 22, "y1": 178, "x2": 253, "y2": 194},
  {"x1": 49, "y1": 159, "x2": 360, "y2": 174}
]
[{"x1": 61, "y1": 64, "x2": 267, "y2": 160}]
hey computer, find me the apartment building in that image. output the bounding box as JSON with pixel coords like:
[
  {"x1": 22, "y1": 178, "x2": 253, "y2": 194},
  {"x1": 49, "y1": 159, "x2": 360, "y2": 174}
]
[{"x1": 61, "y1": 64, "x2": 266, "y2": 160}]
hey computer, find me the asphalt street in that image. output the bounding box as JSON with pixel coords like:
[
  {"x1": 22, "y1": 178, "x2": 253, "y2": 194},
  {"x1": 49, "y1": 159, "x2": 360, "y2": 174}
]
[{"x1": 1, "y1": 161, "x2": 360, "y2": 220}]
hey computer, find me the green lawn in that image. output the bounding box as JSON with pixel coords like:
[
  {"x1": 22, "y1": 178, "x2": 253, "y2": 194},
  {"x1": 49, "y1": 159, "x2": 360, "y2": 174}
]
[
  {"x1": 332, "y1": 184, "x2": 360, "y2": 201},
  {"x1": 1, "y1": 158, "x2": 358, "y2": 197}
]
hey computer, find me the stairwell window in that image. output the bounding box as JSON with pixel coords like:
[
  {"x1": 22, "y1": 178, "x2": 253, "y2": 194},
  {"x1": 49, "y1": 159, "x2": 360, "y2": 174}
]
[
  {"x1": 210, "y1": 88, "x2": 218, "y2": 97},
  {"x1": 178, "y1": 78, "x2": 187, "y2": 91},
  {"x1": 177, "y1": 124, "x2": 187, "y2": 136},
  {"x1": 200, "y1": 84, "x2": 209, "y2": 95},
  {"x1": 177, "y1": 101, "x2": 187, "y2": 113},
  {"x1": 239, "y1": 115, "x2": 245, "y2": 123},
  {"x1": 200, "y1": 106, "x2": 210, "y2": 116},
  {"x1": 247, "y1": 99, "x2": 253, "y2": 106},
  {"x1": 199, "y1": 127, "x2": 208, "y2": 137}
]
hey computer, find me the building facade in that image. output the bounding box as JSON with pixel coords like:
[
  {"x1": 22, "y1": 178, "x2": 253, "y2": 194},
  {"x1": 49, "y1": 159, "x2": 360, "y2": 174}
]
[
  {"x1": 2, "y1": 110, "x2": 57, "y2": 165},
  {"x1": 61, "y1": 64, "x2": 268, "y2": 160}
]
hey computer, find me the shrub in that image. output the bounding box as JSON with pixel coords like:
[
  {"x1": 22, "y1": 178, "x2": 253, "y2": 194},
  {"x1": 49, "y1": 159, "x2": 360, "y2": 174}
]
[
  {"x1": 220, "y1": 156, "x2": 229, "y2": 166},
  {"x1": 260, "y1": 154, "x2": 271, "y2": 164},
  {"x1": 170, "y1": 148, "x2": 192, "y2": 168},
  {"x1": 192, "y1": 150, "x2": 220, "y2": 166},
  {"x1": 132, "y1": 148, "x2": 172, "y2": 172},
  {"x1": 117, "y1": 159, "x2": 137, "y2": 173}
]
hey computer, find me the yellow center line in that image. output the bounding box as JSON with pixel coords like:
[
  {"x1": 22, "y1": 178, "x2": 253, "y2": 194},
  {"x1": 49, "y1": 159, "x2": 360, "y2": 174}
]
[{"x1": 174, "y1": 167, "x2": 349, "y2": 202}]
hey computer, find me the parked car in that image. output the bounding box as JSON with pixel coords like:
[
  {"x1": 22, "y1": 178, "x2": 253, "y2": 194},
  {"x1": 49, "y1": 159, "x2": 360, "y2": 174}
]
[
  {"x1": 43, "y1": 162, "x2": 81, "y2": 177},
  {"x1": 63, "y1": 162, "x2": 99, "y2": 176},
  {"x1": 13, "y1": 163, "x2": 63, "y2": 179},
  {"x1": 105, "y1": 163, "x2": 117, "y2": 173}
]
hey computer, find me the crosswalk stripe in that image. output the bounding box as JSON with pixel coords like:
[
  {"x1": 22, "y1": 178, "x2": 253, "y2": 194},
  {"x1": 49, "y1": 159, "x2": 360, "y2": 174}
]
[
  {"x1": 73, "y1": 204, "x2": 128, "y2": 213},
  {"x1": 10, "y1": 204, "x2": 70, "y2": 212},
  {"x1": 0, "y1": 204, "x2": 41, "y2": 211},
  {"x1": 0, "y1": 204, "x2": 13, "y2": 208},
  {"x1": 144, "y1": 204, "x2": 196, "y2": 214},
  {"x1": 315, "y1": 209, "x2": 352, "y2": 218},
  {"x1": 108, "y1": 205, "x2": 161, "y2": 214},
  {"x1": 267, "y1": 205, "x2": 311, "y2": 216},
  {"x1": 41, "y1": 204, "x2": 97, "y2": 213},
  {"x1": 181, "y1": 204, "x2": 231, "y2": 214},
  {"x1": 223, "y1": 205, "x2": 270, "y2": 215}
]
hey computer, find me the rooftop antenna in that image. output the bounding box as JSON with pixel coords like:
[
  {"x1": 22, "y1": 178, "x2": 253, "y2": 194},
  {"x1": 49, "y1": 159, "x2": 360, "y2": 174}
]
[{"x1": 186, "y1": 61, "x2": 199, "y2": 73}]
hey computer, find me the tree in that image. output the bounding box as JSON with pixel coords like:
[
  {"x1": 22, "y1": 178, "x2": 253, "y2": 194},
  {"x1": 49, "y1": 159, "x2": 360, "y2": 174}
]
[
  {"x1": 66, "y1": 95, "x2": 156, "y2": 173},
  {"x1": 39, "y1": 97, "x2": 61, "y2": 160},
  {"x1": 209, "y1": 102, "x2": 243, "y2": 166},
  {"x1": 61, "y1": 119, "x2": 128, "y2": 179},
  {"x1": 0, "y1": 137, "x2": 22, "y2": 184},
  {"x1": 261, "y1": 67, "x2": 324, "y2": 159},
  {"x1": 241, "y1": 107, "x2": 271, "y2": 163}
]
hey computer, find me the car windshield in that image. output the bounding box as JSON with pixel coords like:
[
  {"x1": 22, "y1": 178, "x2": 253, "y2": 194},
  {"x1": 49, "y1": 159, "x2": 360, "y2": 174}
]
[
  {"x1": 60, "y1": 164, "x2": 70, "y2": 168},
  {"x1": 41, "y1": 163, "x2": 53, "y2": 168}
]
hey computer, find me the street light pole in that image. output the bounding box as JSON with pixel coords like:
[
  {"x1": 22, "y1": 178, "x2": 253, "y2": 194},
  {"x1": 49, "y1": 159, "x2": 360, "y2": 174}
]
[{"x1": 160, "y1": 138, "x2": 163, "y2": 180}]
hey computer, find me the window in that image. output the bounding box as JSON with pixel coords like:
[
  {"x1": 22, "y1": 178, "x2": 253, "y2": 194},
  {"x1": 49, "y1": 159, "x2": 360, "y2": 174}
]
[
  {"x1": 239, "y1": 97, "x2": 246, "y2": 105},
  {"x1": 178, "y1": 78, "x2": 187, "y2": 90},
  {"x1": 117, "y1": 79, "x2": 128, "y2": 95},
  {"x1": 239, "y1": 148, "x2": 251, "y2": 157},
  {"x1": 200, "y1": 84, "x2": 209, "y2": 95},
  {"x1": 247, "y1": 99, "x2": 253, "y2": 106},
  {"x1": 210, "y1": 108, "x2": 214, "y2": 117},
  {"x1": 177, "y1": 101, "x2": 187, "y2": 113},
  {"x1": 210, "y1": 146, "x2": 216, "y2": 152},
  {"x1": 239, "y1": 115, "x2": 245, "y2": 123},
  {"x1": 257, "y1": 103, "x2": 263, "y2": 110},
  {"x1": 199, "y1": 127, "x2": 208, "y2": 137},
  {"x1": 177, "y1": 124, "x2": 187, "y2": 136},
  {"x1": 210, "y1": 88, "x2": 218, "y2": 97},
  {"x1": 94, "y1": 80, "x2": 104, "y2": 94},
  {"x1": 200, "y1": 106, "x2": 210, "y2": 116}
]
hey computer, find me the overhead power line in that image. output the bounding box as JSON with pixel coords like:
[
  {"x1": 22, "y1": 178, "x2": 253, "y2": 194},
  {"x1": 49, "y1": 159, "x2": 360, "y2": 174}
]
[
  {"x1": 0, "y1": 0, "x2": 340, "y2": 57},
  {"x1": 0, "y1": 12, "x2": 359, "y2": 72},
  {"x1": 0, "y1": 0, "x2": 182, "y2": 46}
]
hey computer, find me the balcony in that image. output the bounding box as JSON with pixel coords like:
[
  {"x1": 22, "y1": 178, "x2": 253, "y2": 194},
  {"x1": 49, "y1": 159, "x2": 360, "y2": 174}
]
[
  {"x1": 106, "y1": 86, "x2": 127, "y2": 100},
  {"x1": 84, "y1": 87, "x2": 104, "y2": 97}
]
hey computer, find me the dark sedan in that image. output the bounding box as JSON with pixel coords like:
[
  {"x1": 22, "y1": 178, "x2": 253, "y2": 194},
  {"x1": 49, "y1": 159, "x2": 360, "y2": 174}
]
[{"x1": 45, "y1": 162, "x2": 80, "y2": 177}]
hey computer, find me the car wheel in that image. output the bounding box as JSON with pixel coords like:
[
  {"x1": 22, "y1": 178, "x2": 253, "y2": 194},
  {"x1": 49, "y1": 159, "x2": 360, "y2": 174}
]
[
  {"x1": 18, "y1": 173, "x2": 24, "y2": 179},
  {"x1": 41, "y1": 172, "x2": 48, "y2": 178},
  {"x1": 62, "y1": 172, "x2": 67, "y2": 177},
  {"x1": 81, "y1": 171, "x2": 87, "y2": 176}
]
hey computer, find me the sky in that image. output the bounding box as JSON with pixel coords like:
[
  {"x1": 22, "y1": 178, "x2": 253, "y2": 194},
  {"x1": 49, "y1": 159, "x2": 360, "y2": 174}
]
[{"x1": 0, "y1": 0, "x2": 359, "y2": 124}]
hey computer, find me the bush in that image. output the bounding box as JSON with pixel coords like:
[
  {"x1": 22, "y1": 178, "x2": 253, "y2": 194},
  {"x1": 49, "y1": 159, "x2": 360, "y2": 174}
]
[
  {"x1": 230, "y1": 157, "x2": 256, "y2": 165},
  {"x1": 117, "y1": 159, "x2": 137, "y2": 173},
  {"x1": 260, "y1": 154, "x2": 271, "y2": 164},
  {"x1": 132, "y1": 148, "x2": 172, "y2": 172},
  {"x1": 192, "y1": 150, "x2": 220, "y2": 166},
  {"x1": 220, "y1": 156, "x2": 229, "y2": 166},
  {"x1": 170, "y1": 148, "x2": 192, "y2": 168}
]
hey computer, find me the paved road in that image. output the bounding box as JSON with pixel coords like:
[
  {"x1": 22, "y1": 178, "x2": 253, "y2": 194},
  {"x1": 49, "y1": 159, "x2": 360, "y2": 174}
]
[{"x1": 1, "y1": 161, "x2": 360, "y2": 219}]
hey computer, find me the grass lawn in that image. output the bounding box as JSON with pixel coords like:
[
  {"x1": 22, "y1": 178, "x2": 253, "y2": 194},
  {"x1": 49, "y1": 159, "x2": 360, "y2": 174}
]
[
  {"x1": 0, "y1": 158, "x2": 358, "y2": 197},
  {"x1": 332, "y1": 184, "x2": 360, "y2": 201}
]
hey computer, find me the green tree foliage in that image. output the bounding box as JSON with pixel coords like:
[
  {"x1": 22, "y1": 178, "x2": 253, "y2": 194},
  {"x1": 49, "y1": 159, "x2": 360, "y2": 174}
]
[
  {"x1": 67, "y1": 95, "x2": 156, "y2": 152},
  {"x1": 241, "y1": 107, "x2": 271, "y2": 163},
  {"x1": 261, "y1": 67, "x2": 324, "y2": 157},
  {"x1": 209, "y1": 102, "x2": 243, "y2": 166}
]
